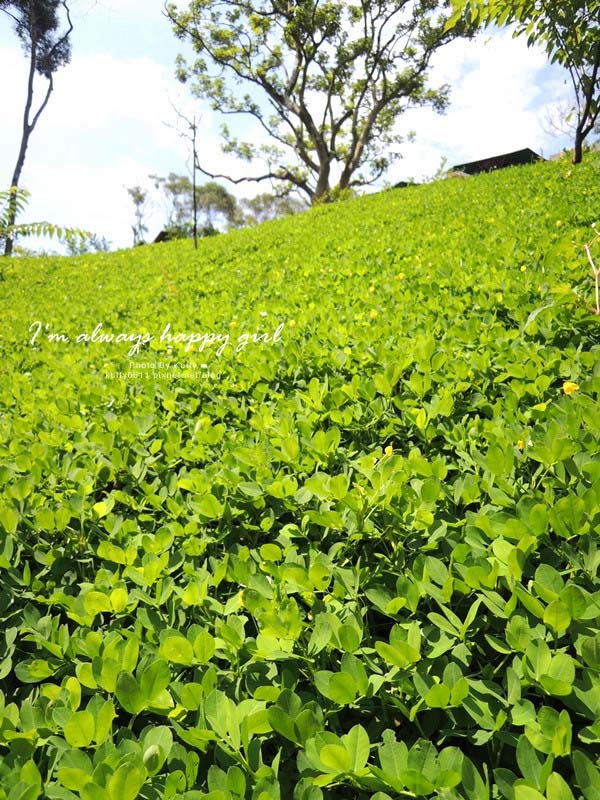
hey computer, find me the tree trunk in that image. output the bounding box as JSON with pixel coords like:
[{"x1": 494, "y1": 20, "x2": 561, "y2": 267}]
[
  {"x1": 4, "y1": 2, "x2": 37, "y2": 257},
  {"x1": 313, "y1": 161, "x2": 331, "y2": 202},
  {"x1": 4, "y1": 131, "x2": 33, "y2": 256},
  {"x1": 573, "y1": 127, "x2": 584, "y2": 165},
  {"x1": 192, "y1": 118, "x2": 198, "y2": 249}
]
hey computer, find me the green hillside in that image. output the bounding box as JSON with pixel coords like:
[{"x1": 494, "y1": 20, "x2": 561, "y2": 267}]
[{"x1": 1, "y1": 155, "x2": 599, "y2": 800}]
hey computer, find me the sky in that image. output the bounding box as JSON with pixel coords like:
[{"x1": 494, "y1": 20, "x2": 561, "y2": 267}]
[{"x1": 0, "y1": 0, "x2": 574, "y2": 252}]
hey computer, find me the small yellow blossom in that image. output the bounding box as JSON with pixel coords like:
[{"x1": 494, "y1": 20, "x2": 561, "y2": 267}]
[
  {"x1": 370, "y1": 309, "x2": 378, "y2": 319},
  {"x1": 385, "y1": 445, "x2": 394, "y2": 457},
  {"x1": 517, "y1": 440, "x2": 524, "y2": 450},
  {"x1": 397, "y1": 272, "x2": 406, "y2": 280},
  {"x1": 289, "y1": 319, "x2": 296, "y2": 328},
  {"x1": 556, "y1": 220, "x2": 563, "y2": 227},
  {"x1": 520, "y1": 266, "x2": 527, "y2": 272},
  {"x1": 563, "y1": 381, "x2": 579, "y2": 395},
  {"x1": 368, "y1": 285, "x2": 376, "y2": 294}
]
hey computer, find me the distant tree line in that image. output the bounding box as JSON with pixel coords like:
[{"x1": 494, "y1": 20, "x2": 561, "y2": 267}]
[{"x1": 126, "y1": 176, "x2": 307, "y2": 246}]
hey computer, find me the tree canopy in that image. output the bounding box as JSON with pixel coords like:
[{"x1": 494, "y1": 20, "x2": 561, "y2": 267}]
[
  {"x1": 150, "y1": 173, "x2": 240, "y2": 237},
  {"x1": 166, "y1": 0, "x2": 472, "y2": 202}
]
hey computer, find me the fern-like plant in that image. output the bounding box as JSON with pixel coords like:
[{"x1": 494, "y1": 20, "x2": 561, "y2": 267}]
[{"x1": 0, "y1": 187, "x2": 90, "y2": 269}]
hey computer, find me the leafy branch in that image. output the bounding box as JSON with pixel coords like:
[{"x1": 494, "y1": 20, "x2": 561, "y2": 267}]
[{"x1": 0, "y1": 187, "x2": 91, "y2": 269}]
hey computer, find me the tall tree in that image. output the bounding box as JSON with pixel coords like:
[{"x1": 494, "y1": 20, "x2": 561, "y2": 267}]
[
  {"x1": 450, "y1": 0, "x2": 600, "y2": 164},
  {"x1": 197, "y1": 181, "x2": 240, "y2": 229},
  {"x1": 1, "y1": 0, "x2": 73, "y2": 255},
  {"x1": 166, "y1": 0, "x2": 472, "y2": 203},
  {"x1": 150, "y1": 173, "x2": 240, "y2": 236}
]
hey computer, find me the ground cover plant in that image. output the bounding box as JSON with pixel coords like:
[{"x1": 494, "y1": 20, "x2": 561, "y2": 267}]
[{"x1": 0, "y1": 154, "x2": 599, "y2": 800}]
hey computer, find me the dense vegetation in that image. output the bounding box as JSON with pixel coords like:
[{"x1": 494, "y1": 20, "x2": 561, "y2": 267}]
[{"x1": 1, "y1": 154, "x2": 599, "y2": 800}]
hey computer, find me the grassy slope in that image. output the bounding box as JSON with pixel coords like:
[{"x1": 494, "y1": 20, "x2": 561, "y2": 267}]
[{"x1": 0, "y1": 155, "x2": 599, "y2": 800}]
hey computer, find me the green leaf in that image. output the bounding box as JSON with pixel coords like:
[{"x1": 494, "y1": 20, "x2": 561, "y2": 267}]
[
  {"x1": 543, "y1": 600, "x2": 571, "y2": 634},
  {"x1": 342, "y1": 724, "x2": 370, "y2": 772},
  {"x1": 327, "y1": 673, "x2": 358, "y2": 705},
  {"x1": 319, "y1": 744, "x2": 350, "y2": 774},
  {"x1": 140, "y1": 658, "x2": 171, "y2": 701},
  {"x1": 375, "y1": 640, "x2": 419, "y2": 668},
  {"x1": 267, "y1": 707, "x2": 299, "y2": 744},
  {"x1": 64, "y1": 711, "x2": 95, "y2": 747},
  {"x1": 0, "y1": 506, "x2": 19, "y2": 534},
  {"x1": 193, "y1": 630, "x2": 216, "y2": 664},
  {"x1": 514, "y1": 787, "x2": 546, "y2": 800},
  {"x1": 106, "y1": 764, "x2": 145, "y2": 800},
  {"x1": 338, "y1": 624, "x2": 360, "y2": 653},
  {"x1": 516, "y1": 736, "x2": 543, "y2": 787},
  {"x1": 546, "y1": 772, "x2": 575, "y2": 800},
  {"x1": 573, "y1": 751, "x2": 600, "y2": 800},
  {"x1": 115, "y1": 671, "x2": 146, "y2": 714},
  {"x1": 159, "y1": 634, "x2": 195, "y2": 665},
  {"x1": 198, "y1": 494, "x2": 224, "y2": 519},
  {"x1": 14, "y1": 659, "x2": 55, "y2": 683}
]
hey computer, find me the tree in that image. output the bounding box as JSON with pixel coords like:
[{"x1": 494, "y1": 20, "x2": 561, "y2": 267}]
[
  {"x1": 65, "y1": 232, "x2": 111, "y2": 255},
  {"x1": 150, "y1": 173, "x2": 240, "y2": 237},
  {"x1": 241, "y1": 191, "x2": 307, "y2": 225},
  {"x1": 197, "y1": 181, "x2": 240, "y2": 229},
  {"x1": 1, "y1": 0, "x2": 73, "y2": 255},
  {"x1": 165, "y1": 0, "x2": 472, "y2": 203},
  {"x1": 450, "y1": 0, "x2": 600, "y2": 164},
  {"x1": 150, "y1": 172, "x2": 195, "y2": 232},
  {"x1": 127, "y1": 185, "x2": 149, "y2": 246}
]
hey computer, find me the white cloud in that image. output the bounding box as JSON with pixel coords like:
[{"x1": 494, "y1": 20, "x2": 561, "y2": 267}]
[
  {"x1": 390, "y1": 28, "x2": 573, "y2": 182},
  {"x1": 0, "y1": 44, "x2": 246, "y2": 247}
]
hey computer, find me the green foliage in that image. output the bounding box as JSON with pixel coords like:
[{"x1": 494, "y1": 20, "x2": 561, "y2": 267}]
[
  {"x1": 241, "y1": 193, "x2": 307, "y2": 226},
  {"x1": 0, "y1": 187, "x2": 90, "y2": 262},
  {"x1": 150, "y1": 173, "x2": 239, "y2": 235},
  {"x1": 0, "y1": 0, "x2": 72, "y2": 77},
  {"x1": 1, "y1": 154, "x2": 600, "y2": 799},
  {"x1": 166, "y1": 0, "x2": 473, "y2": 201}
]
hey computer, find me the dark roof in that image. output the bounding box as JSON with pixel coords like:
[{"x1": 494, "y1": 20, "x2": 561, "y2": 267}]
[
  {"x1": 153, "y1": 229, "x2": 173, "y2": 243},
  {"x1": 451, "y1": 148, "x2": 544, "y2": 175},
  {"x1": 393, "y1": 180, "x2": 420, "y2": 189}
]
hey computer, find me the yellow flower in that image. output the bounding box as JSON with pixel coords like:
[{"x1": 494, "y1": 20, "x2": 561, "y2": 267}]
[
  {"x1": 289, "y1": 319, "x2": 296, "y2": 328},
  {"x1": 517, "y1": 440, "x2": 524, "y2": 450},
  {"x1": 384, "y1": 445, "x2": 393, "y2": 457},
  {"x1": 397, "y1": 272, "x2": 406, "y2": 280},
  {"x1": 368, "y1": 285, "x2": 376, "y2": 294},
  {"x1": 563, "y1": 381, "x2": 579, "y2": 395},
  {"x1": 520, "y1": 266, "x2": 527, "y2": 272},
  {"x1": 370, "y1": 309, "x2": 378, "y2": 319}
]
